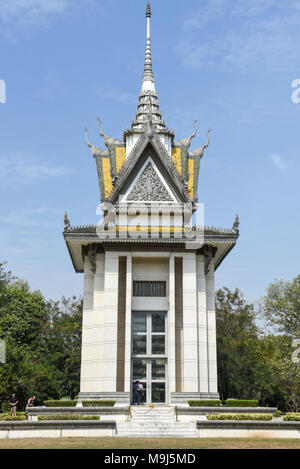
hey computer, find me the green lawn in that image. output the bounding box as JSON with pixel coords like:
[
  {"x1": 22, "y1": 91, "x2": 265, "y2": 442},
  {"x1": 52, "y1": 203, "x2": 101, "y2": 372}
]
[{"x1": 0, "y1": 438, "x2": 299, "y2": 449}]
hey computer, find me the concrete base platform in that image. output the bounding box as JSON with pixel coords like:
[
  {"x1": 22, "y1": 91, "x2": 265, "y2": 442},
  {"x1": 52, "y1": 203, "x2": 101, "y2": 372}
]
[{"x1": 77, "y1": 392, "x2": 130, "y2": 406}]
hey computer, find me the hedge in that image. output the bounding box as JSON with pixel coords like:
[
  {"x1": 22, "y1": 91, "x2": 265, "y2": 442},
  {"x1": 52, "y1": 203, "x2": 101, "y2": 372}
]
[
  {"x1": 225, "y1": 400, "x2": 259, "y2": 407},
  {"x1": 0, "y1": 414, "x2": 26, "y2": 421},
  {"x1": 82, "y1": 401, "x2": 116, "y2": 407},
  {"x1": 38, "y1": 415, "x2": 100, "y2": 421},
  {"x1": 188, "y1": 400, "x2": 221, "y2": 407},
  {"x1": 206, "y1": 414, "x2": 272, "y2": 421},
  {"x1": 43, "y1": 400, "x2": 77, "y2": 407},
  {"x1": 283, "y1": 413, "x2": 300, "y2": 421}
]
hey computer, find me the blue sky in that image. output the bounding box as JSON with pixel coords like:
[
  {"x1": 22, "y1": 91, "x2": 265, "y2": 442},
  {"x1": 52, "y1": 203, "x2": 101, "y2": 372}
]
[{"x1": 0, "y1": 0, "x2": 299, "y2": 303}]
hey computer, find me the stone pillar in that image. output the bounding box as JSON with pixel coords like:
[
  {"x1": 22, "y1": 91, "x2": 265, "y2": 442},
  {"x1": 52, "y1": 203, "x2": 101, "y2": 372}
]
[
  {"x1": 124, "y1": 254, "x2": 132, "y2": 394},
  {"x1": 102, "y1": 251, "x2": 119, "y2": 392},
  {"x1": 79, "y1": 255, "x2": 96, "y2": 393},
  {"x1": 206, "y1": 260, "x2": 218, "y2": 394},
  {"x1": 168, "y1": 254, "x2": 176, "y2": 397},
  {"x1": 196, "y1": 254, "x2": 209, "y2": 393},
  {"x1": 182, "y1": 253, "x2": 199, "y2": 392}
]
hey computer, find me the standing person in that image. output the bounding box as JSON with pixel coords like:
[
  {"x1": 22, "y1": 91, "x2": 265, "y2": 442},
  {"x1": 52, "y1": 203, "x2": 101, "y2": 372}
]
[
  {"x1": 9, "y1": 393, "x2": 19, "y2": 417},
  {"x1": 25, "y1": 396, "x2": 35, "y2": 420},
  {"x1": 138, "y1": 382, "x2": 144, "y2": 404},
  {"x1": 134, "y1": 381, "x2": 141, "y2": 405}
]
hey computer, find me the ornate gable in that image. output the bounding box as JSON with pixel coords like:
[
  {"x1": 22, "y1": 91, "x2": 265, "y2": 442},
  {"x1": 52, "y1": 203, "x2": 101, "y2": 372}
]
[{"x1": 125, "y1": 160, "x2": 175, "y2": 202}]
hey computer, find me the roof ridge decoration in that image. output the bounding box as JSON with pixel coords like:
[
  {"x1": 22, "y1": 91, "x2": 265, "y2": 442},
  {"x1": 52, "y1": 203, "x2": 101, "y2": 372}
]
[
  {"x1": 97, "y1": 116, "x2": 123, "y2": 147},
  {"x1": 174, "y1": 120, "x2": 198, "y2": 150},
  {"x1": 85, "y1": 127, "x2": 109, "y2": 158},
  {"x1": 189, "y1": 128, "x2": 211, "y2": 158}
]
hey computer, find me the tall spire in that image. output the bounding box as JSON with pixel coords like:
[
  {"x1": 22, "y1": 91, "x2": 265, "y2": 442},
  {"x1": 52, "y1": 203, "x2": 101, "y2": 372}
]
[
  {"x1": 124, "y1": 2, "x2": 174, "y2": 145},
  {"x1": 142, "y1": 1, "x2": 155, "y2": 91}
]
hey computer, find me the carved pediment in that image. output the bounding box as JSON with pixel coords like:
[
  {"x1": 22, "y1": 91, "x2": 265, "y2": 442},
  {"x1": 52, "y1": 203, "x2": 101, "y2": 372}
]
[{"x1": 126, "y1": 161, "x2": 174, "y2": 202}]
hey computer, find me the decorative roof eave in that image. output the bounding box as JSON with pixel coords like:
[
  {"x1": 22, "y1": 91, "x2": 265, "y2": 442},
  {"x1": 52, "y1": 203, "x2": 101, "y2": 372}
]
[
  {"x1": 63, "y1": 226, "x2": 239, "y2": 242},
  {"x1": 64, "y1": 229, "x2": 238, "y2": 274},
  {"x1": 106, "y1": 130, "x2": 192, "y2": 205}
]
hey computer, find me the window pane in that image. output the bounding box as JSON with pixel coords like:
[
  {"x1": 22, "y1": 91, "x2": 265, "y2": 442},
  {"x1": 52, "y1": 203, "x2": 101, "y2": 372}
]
[
  {"x1": 132, "y1": 314, "x2": 146, "y2": 333},
  {"x1": 152, "y1": 335, "x2": 165, "y2": 355},
  {"x1": 133, "y1": 360, "x2": 147, "y2": 381},
  {"x1": 152, "y1": 313, "x2": 165, "y2": 333},
  {"x1": 133, "y1": 334, "x2": 146, "y2": 355},
  {"x1": 151, "y1": 383, "x2": 165, "y2": 403},
  {"x1": 151, "y1": 360, "x2": 166, "y2": 380}
]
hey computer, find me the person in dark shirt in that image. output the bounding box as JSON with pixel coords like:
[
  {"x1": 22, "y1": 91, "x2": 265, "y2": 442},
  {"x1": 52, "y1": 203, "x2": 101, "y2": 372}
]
[
  {"x1": 9, "y1": 393, "x2": 19, "y2": 417},
  {"x1": 134, "y1": 381, "x2": 141, "y2": 405}
]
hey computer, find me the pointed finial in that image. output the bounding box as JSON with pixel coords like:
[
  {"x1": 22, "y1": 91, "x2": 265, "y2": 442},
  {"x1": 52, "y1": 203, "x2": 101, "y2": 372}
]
[
  {"x1": 146, "y1": 1, "x2": 151, "y2": 18},
  {"x1": 142, "y1": 1, "x2": 155, "y2": 89}
]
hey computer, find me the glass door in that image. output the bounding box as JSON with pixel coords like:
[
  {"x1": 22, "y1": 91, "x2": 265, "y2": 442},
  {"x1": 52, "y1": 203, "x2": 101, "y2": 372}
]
[{"x1": 131, "y1": 312, "x2": 167, "y2": 404}]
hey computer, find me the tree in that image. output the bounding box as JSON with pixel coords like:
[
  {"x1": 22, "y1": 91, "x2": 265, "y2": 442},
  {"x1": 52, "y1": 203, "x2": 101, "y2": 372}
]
[
  {"x1": 216, "y1": 287, "x2": 265, "y2": 402},
  {"x1": 262, "y1": 276, "x2": 300, "y2": 337},
  {"x1": 0, "y1": 262, "x2": 82, "y2": 408}
]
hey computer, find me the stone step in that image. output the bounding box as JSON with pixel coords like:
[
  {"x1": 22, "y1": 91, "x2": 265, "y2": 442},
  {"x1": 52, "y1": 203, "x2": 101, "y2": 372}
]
[{"x1": 116, "y1": 422, "x2": 197, "y2": 438}]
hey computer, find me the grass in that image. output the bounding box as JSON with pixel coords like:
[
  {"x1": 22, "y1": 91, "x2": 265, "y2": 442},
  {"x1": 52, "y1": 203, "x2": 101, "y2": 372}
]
[{"x1": 0, "y1": 438, "x2": 299, "y2": 449}]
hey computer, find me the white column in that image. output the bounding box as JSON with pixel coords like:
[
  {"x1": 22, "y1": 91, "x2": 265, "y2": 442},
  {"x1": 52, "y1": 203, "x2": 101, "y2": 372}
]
[
  {"x1": 93, "y1": 253, "x2": 105, "y2": 390},
  {"x1": 102, "y1": 251, "x2": 119, "y2": 392},
  {"x1": 182, "y1": 253, "x2": 199, "y2": 392},
  {"x1": 168, "y1": 254, "x2": 176, "y2": 397},
  {"x1": 124, "y1": 254, "x2": 132, "y2": 393},
  {"x1": 206, "y1": 261, "x2": 218, "y2": 394},
  {"x1": 196, "y1": 254, "x2": 209, "y2": 393},
  {"x1": 80, "y1": 256, "x2": 95, "y2": 393}
]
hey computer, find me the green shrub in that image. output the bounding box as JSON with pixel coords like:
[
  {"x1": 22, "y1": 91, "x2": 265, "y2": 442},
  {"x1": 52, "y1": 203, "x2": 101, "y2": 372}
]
[
  {"x1": 206, "y1": 414, "x2": 272, "y2": 421},
  {"x1": 43, "y1": 400, "x2": 77, "y2": 407},
  {"x1": 0, "y1": 414, "x2": 26, "y2": 421},
  {"x1": 38, "y1": 415, "x2": 100, "y2": 421},
  {"x1": 225, "y1": 400, "x2": 259, "y2": 407},
  {"x1": 188, "y1": 400, "x2": 221, "y2": 407},
  {"x1": 82, "y1": 401, "x2": 116, "y2": 407},
  {"x1": 283, "y1": 413, "x2": 300, "y2": 421},
  {"x1": 274, "y1": 410, "x2": 282, "y2": 417},
  {"x1": 1, "y1": 402, "x2": 10, "y2": 413}
]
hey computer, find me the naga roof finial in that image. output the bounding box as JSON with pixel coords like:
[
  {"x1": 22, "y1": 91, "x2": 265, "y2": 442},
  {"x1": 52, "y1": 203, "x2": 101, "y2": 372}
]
[
  {"x1": 232, "y1": 214, "x2": 240, "y2": 234},
  {"x1": 189, "y1": 128, "x2": 211, "y2": 159},
  {"x1": 64, "y1": 212, "x2": 70, "y2": 232},
  {"x1": 174, "y1": 120, "x2": 198, "y2": 149},
  {"x1": 97, "y1": 116, "x2": 122, "y2": 147}
]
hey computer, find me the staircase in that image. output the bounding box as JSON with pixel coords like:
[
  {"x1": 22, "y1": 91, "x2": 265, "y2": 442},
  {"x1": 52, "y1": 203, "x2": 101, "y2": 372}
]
[{"x1": 116, "y1": 406, "x2": 197, "y2": 438}]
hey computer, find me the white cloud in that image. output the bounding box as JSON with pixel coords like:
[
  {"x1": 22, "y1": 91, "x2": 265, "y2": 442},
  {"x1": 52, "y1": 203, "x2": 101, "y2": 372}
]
[
  {"x1": 176, "y1": 0, "x2": 300, "y2": 71},
  {"x1": 269, "y1": 154, "x2": 287, "y2": 172},
  {"x1": 0, "y1": 0, "x2": 70, "y2": 37},
  {"x1": 0, "y1": 0, "x2": 100, "y2": 40},
  {"x1": 0, "y1": 154, "x2": 72, "y2": 184}
]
